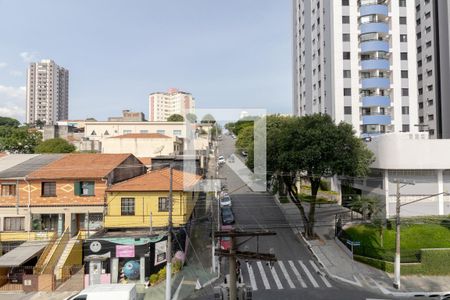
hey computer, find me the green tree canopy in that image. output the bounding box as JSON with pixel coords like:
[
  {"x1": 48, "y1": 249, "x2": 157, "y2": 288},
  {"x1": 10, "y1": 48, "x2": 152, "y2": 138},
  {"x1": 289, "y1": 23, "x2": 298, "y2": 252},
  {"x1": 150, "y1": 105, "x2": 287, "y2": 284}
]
[
  {"x1": 201, "y1": 114, "x2": 216, "y2": 124},
  {"x1": 267, "y1": 114, "x2": 374, "y2": 238},
  {"x1": 185, "y1": 113, "x2": 197, "y2": 123},
  {"x1": 0, "y1": 127, "x2": 42, "y2": 153},
  {"x1": 0, "y1": 117, "x2": 20, "y2": 127},
  {"x1": 35, "y1": 138, "x2": 76, "y2": 153},
  {"x1": 167, "y1": 114, "x2": 184, "y2": 122}
]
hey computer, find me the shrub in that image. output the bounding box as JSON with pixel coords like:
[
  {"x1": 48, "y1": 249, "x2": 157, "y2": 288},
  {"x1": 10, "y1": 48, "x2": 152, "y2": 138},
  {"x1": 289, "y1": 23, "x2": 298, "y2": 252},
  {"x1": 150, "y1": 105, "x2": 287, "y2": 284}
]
[
  {"x1": 319, "y1": 180, "x2": 330, "y2": 191},
  {"x1": 157, "y1": 267, "x2": 166, "y2": 279},
  {"x1": 149, "y1": 274, "x2": 159, "y2": 285}
]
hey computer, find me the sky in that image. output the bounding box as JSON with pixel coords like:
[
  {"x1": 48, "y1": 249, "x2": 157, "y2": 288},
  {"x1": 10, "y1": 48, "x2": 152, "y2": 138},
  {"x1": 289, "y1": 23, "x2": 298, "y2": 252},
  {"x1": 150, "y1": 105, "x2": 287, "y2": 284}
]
[{"x1": 0, "y1": 0, "x2": 292, "y2": 122}]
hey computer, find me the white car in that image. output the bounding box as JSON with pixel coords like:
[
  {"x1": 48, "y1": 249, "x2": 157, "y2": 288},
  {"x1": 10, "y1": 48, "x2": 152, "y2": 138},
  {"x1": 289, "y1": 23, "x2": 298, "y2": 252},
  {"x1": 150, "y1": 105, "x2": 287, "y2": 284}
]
[
  {"x1": 220, "y1": 194, "x2": 232, "y2": 207},
  {"x1": 218, "y1": 156, "x2": 225, "y2": 164}
]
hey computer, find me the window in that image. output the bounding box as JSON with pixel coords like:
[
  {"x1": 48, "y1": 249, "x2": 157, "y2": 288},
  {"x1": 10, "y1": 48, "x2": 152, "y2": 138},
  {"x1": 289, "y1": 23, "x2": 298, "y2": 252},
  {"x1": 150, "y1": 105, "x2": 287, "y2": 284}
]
[
  {"x1": 402, "y1": 124, "x2": 410, "y2": 132},
  {"x1": 399, "y1": 0, "x2": 406, "y2": 7},
  {"x1": 417, "y1": 32, "x2": 422, "y2": 40},
  {"x1": 425, "y1": 12, "x2": 431, "y2": 19},
  {"x1": 342, "y1": 33, "x2": 350, "y2": 42},
  {"x1": 427, "y1": 84, "x2": 433, "y2": 91},
  {"x1": 419, "y1": 88, "x2": 423, "y2": 95},
  {"x1": 123, "y1": 130, "x2": 132, "y2": 134},
  {"x1": 427, "y1": 70, "x2": 433, "y2": 77},
  {"x1": 400, "y1": 52, "x2": 408, "y2": 60},
  {"x1": 342, "y1": 0, "x2": 349, "y2": 6},
  {"x1": 399, "y1": 17, "x2": 407, "y2": 25},
  {"x1": 90, "y1": 131, "x2": 97, "y2": 136},
  {"x1": 343, "y1": 52, "x2": 351, "y2": 60},
  {"x1": 158, "y1": 197, "x2": 169, "y2": 212},
  {"x1": 344, "y1": 106, "x2": 352, "y2": 115},
  {"x1": 402, "y1": 88, "x2": 409, "y2": 96},
  {"x1": 42, "y1": 182, "x2": 56, "y2": 197},
  {"x1": 418, "y1": 74, "x2": 423, "y2": 81},
  {"x1": 343, "y1": 70, "x2": 351, "y2": 78},
  {"x1": 1, "y1": 184, "x2": 16, "y2": 196},
  {"x1": 173, "y1": 130, "x2": 182, "y2": 136},
  {"x1": 156, "y1": 130, "x2": 166, "y2": 135},
  {"x1": 419, "y1": 102, "x2": 424, "y2": 109},
  {"x1": 426, "y1": 41, "x2": 432, "y2": 48},
  {"x1": 426, "y1": 55, "x2": 432, "y2": 62},
  {"x1": 343, "y1": 88, "x2": 352, "y2": 96},
  {"x1": 4, "y1": 217, "x2": 24, "y2": 231},
  {"x1": 74, "y1": 181, "x2": 95, "y2": 196},
  {"x1": 400, "y1": 34, "x2": 408, "y2": 42},
  {"x1": 104, "y1": 130, "x2": 109, "y2": 135},
  {"x1": 140, "y1": 130, "x2": 149, "y2": 134},
  {"x1": 428, "y1": 114, "x2": 434, "y2": 121},
  {"x1": 427, "y1": 99, "x2": 434, "y2": 106},
  {"x1": 429, "y1": 129, "x2": 435, "y2": 136},
  {"x1": 402, "y1": 106, "x2": 409, "y2": 115},
  {"x1": 342, "y1": 16, "x2": 350, "y2": 24},
  {"x1": 418, "y1": 60, "x2": 422, "y2": 67},
  {"x1": 417, "y1": 46, "x2": 422, "y2": 54},
  {"x1": 401, "y1": 70, "x2": 408, "y2": 78},
  {"x1": 121, "y1": 198, "x2": 135, "y2": 216}
]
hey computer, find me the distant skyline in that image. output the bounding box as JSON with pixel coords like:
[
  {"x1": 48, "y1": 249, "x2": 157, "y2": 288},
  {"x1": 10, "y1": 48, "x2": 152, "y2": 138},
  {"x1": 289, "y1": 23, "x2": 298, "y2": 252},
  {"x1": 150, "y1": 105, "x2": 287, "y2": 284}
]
[{"x1": 0, "y1": 0, "x2": 291, "y2": 122}]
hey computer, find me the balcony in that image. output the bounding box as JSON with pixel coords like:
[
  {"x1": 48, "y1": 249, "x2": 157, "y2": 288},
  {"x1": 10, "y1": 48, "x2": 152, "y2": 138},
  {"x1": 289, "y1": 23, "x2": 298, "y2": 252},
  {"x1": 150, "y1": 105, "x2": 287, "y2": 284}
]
[
  {"x1": 361, "y1": 95, "x2": 391, "y2": 107},
  {"x1": 362, "y1": 115, "x2": 392, "y2": 125},
  {"x1": 360, "y1": 40, "x2": 389, "y2": 53},
  {"x1": 361, "y1": 77, "x2": 390, "y2": 89},
  {"x1": 361, "y1": 59, "x2": 390, "y2": 70},
  {"x1": 360, "y1": 22, "x2": 389, "y2": 35},
  {"x1": 360, "y1": 4, "x2": 389, "y2": 17}
]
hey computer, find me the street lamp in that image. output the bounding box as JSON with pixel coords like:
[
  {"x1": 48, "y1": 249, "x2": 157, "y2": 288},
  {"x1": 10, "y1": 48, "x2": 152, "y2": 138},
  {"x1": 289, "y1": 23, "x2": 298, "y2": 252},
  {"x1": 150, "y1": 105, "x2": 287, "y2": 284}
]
[{"x1": 392, "y1": 179, "x2": 448, "y2": 289}]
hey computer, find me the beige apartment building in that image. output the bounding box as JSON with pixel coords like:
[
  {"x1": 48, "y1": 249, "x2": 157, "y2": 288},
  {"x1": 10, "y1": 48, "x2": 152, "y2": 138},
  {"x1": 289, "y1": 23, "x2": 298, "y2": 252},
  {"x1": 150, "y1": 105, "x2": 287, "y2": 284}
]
[{"x1": 149, "y1": 88, "x2": 195, "y2": 121}]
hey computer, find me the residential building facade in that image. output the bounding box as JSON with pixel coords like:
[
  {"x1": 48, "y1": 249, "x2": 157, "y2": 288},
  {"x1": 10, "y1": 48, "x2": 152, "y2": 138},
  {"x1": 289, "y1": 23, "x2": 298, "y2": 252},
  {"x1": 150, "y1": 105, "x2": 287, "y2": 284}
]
[
  {"x1": 149, "y1": 88, "x2": 195, "y2": 121},
  {"x1": 416, "y1": 0, "x2": 450, "y2": 138},
  {"x1": 107, "y1": 110, "x2": 146, "y2": 122},
  {"x1": 293, "y1": 0, "x2": 419, "y2": 137},
  {"x1": 345, "y1": 133, "x2": 450, "y2": 218},
  {"x1": 26, "y1": 59, "x2": 69, "y2": 125}
]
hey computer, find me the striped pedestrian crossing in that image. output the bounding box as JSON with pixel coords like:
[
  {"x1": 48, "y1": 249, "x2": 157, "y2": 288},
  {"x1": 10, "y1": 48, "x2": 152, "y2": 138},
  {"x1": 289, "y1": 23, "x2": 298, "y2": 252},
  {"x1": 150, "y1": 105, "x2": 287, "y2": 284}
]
[{"x1": 239, "y1": 260, "x2": 333, "y2": 291}]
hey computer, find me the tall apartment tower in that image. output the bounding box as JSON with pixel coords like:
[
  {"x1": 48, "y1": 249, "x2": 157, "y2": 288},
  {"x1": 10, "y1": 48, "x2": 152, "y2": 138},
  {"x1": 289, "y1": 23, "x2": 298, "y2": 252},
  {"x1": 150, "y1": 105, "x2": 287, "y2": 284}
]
[
  {"x1": 26, "y1": 59, "x2": 69, "y2": 125},
  {"x1": 416, "y1": 0, "x2": 450, "y2": 138},
  {"x1": 149, "y1": 88, "x2": 195, "y2": 121},
  {"x1": 293, "y1": 0, "x2": 419, "y2": 137}
]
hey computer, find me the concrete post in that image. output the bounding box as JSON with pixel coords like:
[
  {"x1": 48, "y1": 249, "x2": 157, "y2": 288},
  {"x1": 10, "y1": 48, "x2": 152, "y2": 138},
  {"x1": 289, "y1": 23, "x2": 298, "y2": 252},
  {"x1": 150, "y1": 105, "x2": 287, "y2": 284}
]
[{"x1": 438, "y1": 170, "x2": 444, "y2": 215}]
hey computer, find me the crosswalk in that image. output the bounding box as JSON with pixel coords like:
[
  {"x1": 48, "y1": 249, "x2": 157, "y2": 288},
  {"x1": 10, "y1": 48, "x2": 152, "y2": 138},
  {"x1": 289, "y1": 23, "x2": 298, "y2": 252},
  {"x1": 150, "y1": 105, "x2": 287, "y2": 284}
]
[{"x1": 238, "y1": 259, "x2": 333, "y2": 291}]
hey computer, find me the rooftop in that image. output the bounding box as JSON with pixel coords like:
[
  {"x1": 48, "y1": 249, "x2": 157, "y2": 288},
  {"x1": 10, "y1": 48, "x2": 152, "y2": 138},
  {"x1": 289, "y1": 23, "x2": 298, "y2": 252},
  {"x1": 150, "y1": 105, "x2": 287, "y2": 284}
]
[
  {"x1": 0, "y1": 154, "x2": 65, "y2": 179},
  {"x1": 107, "y1": 168, "x2": 201, "y2": 192},
  {"x1": 27, "y1": 153, "x2": 135, "y2": 180},
  {"x1": 111, "y1": 133, "x2": 171, "y2": 139},
  {"x1": 0, "y1": 154, "x2": 40, "y2": 174}
]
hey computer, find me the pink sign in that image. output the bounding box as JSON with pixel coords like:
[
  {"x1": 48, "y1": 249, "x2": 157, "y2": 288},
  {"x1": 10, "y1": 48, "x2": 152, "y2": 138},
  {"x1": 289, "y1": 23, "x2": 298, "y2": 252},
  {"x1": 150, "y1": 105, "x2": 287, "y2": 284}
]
[{"x1": 116, "y1": 245, "x2": 135, "y2": 257}]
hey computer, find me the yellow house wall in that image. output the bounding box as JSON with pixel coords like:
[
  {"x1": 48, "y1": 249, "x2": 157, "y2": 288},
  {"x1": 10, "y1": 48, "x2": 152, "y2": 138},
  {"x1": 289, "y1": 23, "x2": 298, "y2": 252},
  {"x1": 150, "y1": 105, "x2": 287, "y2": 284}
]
[{"x1": 104, "y1": 191, "x2": 198, "y2": 228}]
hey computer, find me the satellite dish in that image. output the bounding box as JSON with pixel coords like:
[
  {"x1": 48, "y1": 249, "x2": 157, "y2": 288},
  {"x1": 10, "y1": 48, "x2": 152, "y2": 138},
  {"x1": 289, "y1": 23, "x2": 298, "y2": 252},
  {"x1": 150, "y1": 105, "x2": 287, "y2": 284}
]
[{"x1": 153, "y1": 145, "x2": 165, "y2": 156}]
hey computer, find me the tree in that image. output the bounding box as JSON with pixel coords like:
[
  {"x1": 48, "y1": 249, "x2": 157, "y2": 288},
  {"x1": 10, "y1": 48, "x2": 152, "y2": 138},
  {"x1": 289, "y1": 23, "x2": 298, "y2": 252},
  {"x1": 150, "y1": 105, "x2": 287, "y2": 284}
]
[
  {"x1": 35, "y1": 119, "x2": 46, "y2": 129},
  {"x1": 0, "y1": 117, "x2": 20, "y2": 127},
  {"x1": 201, "y1": 114, "x2": 216, "y2": 124},
  {"x1": 167, "y1": 114, "x2": 184, "y2": 122},
  {"x1": 267, "y1": 114, "x2": 374, "y2": 238},
  {"x1": 0, "y1": 127, "x2": 42, "y2": 153},
  {"x1": 35, "y1": 138, "x2": 76, "y2": 153},
  {"x1": 185, "y1": 113, "x2": 197, "y2": 123},
  {"x1": 236, "y1": 125, "x2": 253, "y2": 152}
]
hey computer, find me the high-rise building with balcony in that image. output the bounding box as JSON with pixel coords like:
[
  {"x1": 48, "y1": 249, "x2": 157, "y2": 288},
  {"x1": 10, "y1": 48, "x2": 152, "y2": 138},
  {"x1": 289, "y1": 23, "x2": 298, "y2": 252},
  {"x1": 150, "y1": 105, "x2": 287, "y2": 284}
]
[
  {"x1": 415, "y1": 0, "x2": 450, "y2": 139},
  {"x1": 293, "y1": 0, "x2": 419, "y2": 137},
  {"x1": 149, "y1": 88, "x2": 195, "y2": 122},
  {"x1": 26, "y1": 59, "x2": 69, "y2": 125}
]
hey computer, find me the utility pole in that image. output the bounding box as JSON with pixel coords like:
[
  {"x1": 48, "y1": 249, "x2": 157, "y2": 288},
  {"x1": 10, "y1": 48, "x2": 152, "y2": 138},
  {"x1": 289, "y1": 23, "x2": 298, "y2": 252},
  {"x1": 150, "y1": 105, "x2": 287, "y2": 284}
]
[
  {"x1": 215, "y1": 230, "x2": 277, "y2": 299},
  {"x1": 165, "y1": 165, "x2": 173, "y2": 300},
  {"x1": 393, "y1": 181, "x2": 401, "y2": 289}
]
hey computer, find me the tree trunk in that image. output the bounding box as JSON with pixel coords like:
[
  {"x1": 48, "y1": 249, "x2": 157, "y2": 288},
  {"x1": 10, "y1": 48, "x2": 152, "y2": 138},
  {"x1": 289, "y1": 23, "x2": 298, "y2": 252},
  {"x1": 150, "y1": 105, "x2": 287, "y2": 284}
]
[
  {"x1": 306, "y1": 178, "x2": 321, "y2": 239},
  {"x1": 283, "y1": 176, "x2": 310, "y2": 235}
]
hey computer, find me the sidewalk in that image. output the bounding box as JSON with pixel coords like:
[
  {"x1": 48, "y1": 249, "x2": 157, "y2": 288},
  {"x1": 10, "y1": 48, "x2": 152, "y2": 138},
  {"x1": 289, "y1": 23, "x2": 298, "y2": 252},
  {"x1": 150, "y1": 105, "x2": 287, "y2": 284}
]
[{"x1": 275, "y1": 196, "x2": 450, "y2": 297}]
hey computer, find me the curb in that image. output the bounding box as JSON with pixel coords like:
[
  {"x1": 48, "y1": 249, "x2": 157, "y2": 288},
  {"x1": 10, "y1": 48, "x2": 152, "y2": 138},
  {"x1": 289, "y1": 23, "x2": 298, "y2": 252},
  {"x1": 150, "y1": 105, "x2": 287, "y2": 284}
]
[{"x1": 372, "y1": 279, "x2": 450, "y2": 298}]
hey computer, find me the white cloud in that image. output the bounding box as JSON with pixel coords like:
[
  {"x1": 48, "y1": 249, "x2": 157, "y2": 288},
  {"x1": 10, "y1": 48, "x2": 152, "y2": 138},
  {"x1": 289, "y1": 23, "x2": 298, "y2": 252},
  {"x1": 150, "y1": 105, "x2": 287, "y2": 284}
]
[
  {"x1": 0, "y1": 62, "x2": 7, "y2": 68},
  {"x1": 0, "y1": 85, "x2": 26, "y2": 121},
  {"x1": 10, "y1": 70, "x2": 23, "y2": 77},
  {"x1": 20, "y1": 52, "x2": 37, "y2": 63}
]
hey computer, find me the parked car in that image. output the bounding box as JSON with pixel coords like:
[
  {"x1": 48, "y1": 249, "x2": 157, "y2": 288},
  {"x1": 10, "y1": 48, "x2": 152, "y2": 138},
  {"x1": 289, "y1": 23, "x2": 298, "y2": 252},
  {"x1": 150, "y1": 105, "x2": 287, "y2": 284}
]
[
  {"x1": 65, "y1": 283, "x2": 137, "y2": 300},
  {"x1": 7, "y1": 266, "x2": 33, "y2": 284},
  {"x1": 219, "y1": 194, "x2": 232, "y2": 207},
  {"x1": 219, "y1": 225, "x2": 233, "y2": 250},
  {"x1": 221, "y1": 206, "x2": 235, "y2": 225},
  {"x1": 217, "y1": 155, "x2": 225, "y2": 165},
  {"x1": 241, "y1": 151, "x2": 248, "y2": 157}
]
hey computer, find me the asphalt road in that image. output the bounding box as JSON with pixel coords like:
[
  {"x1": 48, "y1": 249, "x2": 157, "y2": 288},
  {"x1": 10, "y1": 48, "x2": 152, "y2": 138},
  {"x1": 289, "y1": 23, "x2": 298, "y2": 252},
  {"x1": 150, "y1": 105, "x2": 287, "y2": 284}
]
[{"x1": 206, "y1": 134, "x2": 395, "y2": 300}]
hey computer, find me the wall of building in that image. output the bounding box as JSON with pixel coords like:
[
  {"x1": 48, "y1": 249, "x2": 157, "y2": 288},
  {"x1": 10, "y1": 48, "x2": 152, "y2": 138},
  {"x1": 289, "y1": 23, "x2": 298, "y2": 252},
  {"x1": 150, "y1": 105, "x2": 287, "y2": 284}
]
[
  {"x1": 102, "y1": 137, "x2": 179, "y2": 157},
  {"x1": 104, "y1": 191, "x2": 197, "y2": 228}
]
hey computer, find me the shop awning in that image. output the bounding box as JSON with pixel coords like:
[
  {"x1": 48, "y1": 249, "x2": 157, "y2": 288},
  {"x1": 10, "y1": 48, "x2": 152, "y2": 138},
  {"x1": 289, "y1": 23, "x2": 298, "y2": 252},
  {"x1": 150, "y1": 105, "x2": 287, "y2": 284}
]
[{"x1": 0, "y1": 240, "x2": 48, "y2": 267}]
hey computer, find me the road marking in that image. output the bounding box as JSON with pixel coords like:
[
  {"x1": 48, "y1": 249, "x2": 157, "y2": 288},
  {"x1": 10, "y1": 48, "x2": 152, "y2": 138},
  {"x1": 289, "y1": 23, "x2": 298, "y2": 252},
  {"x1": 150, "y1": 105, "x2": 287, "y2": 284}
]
[
  {"x1": 288, "y1": 260, "x2": 307, "y2": 288},
  {"x1": 269, "y1": 264, "x2": 283, "y2": 289},
  {"x1": 256, "y1": 261, "x2": 270, "y2": 290},
  {"x1": 246, "y1": 262, "x2": 258, "y2": 291},
  {"x1": 278, "y1": 261, "x2": 295, "y2": 288},
  {"x1": 299, "y1": 260, "x2": 319, "y2": 288},
  {"x1": 309, "y1": 260, "x2": 332, "y2": 288}
]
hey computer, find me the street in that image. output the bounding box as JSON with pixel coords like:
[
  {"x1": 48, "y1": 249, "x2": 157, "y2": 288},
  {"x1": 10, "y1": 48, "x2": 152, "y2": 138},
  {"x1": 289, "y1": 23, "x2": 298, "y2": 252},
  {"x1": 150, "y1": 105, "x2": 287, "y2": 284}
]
[{"x1": 195, "y1": 134, "x2": 393, "y2": 300}]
